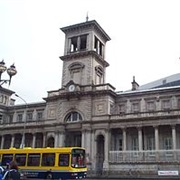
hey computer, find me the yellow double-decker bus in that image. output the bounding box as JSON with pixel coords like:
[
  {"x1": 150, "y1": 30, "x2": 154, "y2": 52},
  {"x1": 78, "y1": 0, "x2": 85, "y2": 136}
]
[{"x1": 0, "y1": 147, "x2": 87, "y2": 179}]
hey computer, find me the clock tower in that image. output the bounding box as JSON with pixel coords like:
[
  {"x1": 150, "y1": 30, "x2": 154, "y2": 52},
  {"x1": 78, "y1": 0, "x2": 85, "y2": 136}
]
[{"x1": 60, "y1": 20, "x2": 111, "y2": 90}]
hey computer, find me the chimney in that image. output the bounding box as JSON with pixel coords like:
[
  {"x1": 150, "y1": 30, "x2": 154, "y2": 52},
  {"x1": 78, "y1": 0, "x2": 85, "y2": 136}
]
[{"x1": 131, "y1": 76, "x2": 139, "y2": 91}]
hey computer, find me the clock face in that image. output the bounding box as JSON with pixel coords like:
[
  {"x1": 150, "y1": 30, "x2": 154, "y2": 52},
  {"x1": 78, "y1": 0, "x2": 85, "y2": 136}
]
[{"x1": 68, "y1": 84, "x2": 75, "y2": 92}]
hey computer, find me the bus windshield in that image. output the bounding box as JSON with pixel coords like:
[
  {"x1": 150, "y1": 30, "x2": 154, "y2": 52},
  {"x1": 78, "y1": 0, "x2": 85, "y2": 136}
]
[{"x1": 71, "y1": 149, "x2": 86, "y2": 168}]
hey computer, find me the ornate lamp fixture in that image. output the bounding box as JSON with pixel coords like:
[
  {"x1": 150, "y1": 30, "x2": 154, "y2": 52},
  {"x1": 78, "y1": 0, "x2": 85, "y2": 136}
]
[{"x1": 0, "y1": 60, "x2": 17, "y2": 86}]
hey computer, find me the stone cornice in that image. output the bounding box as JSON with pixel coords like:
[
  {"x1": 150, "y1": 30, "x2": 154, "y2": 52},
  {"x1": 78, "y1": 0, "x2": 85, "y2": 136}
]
[
  {"x1": 60, "y1": 50, "x2": 109, "y2": 67},
  {"x1": 61, "y1": 20, "x2": 111, "y2": 42},
  {"x1": 43, "y1": 89, "x2": 116, "y2": 102}
]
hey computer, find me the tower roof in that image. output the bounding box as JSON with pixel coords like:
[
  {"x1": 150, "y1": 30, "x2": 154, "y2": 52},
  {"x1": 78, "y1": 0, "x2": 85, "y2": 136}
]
[{"x1": 61, "y1": 20, "x2": 111, "y2": 42}]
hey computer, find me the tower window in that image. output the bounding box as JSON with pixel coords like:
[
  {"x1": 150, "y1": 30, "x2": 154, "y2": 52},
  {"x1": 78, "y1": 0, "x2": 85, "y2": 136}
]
[
  {"x1": 70, "y1": 35, "x2": 87, "y2": 52},
  {"x1": 71, "y1": 37, "x2": 78, "y2": 52},
  {"x1": 95, "y1": 66, "x2": 103, "y2": 84},
  {"x1": 80, "y1": 35, "x2": 87, "y2": 50},
  {"x1": 94, "y1": 36, "x2": 104, "y2": 56}
]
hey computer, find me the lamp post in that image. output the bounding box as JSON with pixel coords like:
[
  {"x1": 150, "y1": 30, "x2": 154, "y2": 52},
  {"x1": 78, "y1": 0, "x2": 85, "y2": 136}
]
[
  {"x1": 15, "y1": 94, "x2": 27, "y2": 148},
  {"x1": 0, "y1": 60, "x2": 17, "y2": 86}
]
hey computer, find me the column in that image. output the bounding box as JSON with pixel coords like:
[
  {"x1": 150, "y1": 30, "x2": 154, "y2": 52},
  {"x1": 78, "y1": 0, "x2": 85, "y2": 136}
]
[
  {"x1": 172, "y1": 125, "x2": 177, "y2": 160},
  {"x1": 97, "y1": 40, "x2": 100, "y2": 54},
  {"x1": 91, "y1": 130, "x2": 96, "y2": 170},
  {"x1": 103, "y1": 129, "x2": 110, "y2": 170},
  {"x1": 154, "y1": 126, "x2": 159, "y2": 150},
  {"x1": 154, "y1": 126, "x2": 159, "y2": 160},
  {"x1": 81, "y1": 130, "x2": 85, "y2": 148},
  {"x1": 122, "y1": 128, "x2": 127, "y2": 151},
  {"x1": 138, "y1": 127, "x2": 143, "y2": 151},
  {"x1": 43, "y1": 132, "x2": 47, "y2": 147},
  {"x1": 11, "y1": 135, "x2": 15, "y2": 147},
  {"x1": 32, "y1": 133, "x2": 36, "y2": 148},
  {"x1": 54, "y1": 131, "x2": 59, "y2": 147},
  {"x1": 58, "y1": 131, "x2": 65, "y2": 147},
  {"x1": 85, "y1": 130, "x2": 91, "y2": 163},
  {"x1": 172, "y1": 125, "x2": 176, "y2": 150},
  {"x1": 77, "y1": 36, "x2": 80, "y2": 51},
  {"x1": 68, "y1": 38, "x2": 72, "y2": 53},
  {"x1": 1, "y1": 135, "x2": 4, "y2": 149}
]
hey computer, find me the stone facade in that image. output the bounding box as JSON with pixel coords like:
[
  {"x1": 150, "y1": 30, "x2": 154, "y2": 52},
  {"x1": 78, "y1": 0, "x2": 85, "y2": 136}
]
[{"x1": 0, "y1": 19, "x2": 180, "y2": 178}]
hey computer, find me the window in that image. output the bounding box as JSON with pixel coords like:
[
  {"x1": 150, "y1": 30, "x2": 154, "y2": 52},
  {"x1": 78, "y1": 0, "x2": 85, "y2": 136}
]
[
  {"x1": 94, "y1": 36, "x2": 104, "y2": 56},
  {"x1": 9, "y1": 114, "x2": 13, "y2": 123},
  {"x1": 162, "y1": 100, "x2": 170, "y2": 110},
  {"x1": 80, "y1": 35, "x2": 87, "y2": 50},
  {"x1": 147, "y1": 136, "x2": 155, "y2": 156},
  {"x1": 15, "y1": 154, "x2": 26, "y2": 166},
  {"x1": 59, "y1": 154, "x2": 69, "y2": 166},
  {"x1": 42, "y1": 153, "x2": 55, "y2": 166},
  {"x1": 146, "y1": 101, "x2": 155, "y2": 111},
  {"x1": 68, "y1": 62, "x2": 85, "y2": 84},
  {"x1": 65, "y1": 112, "x2": 82, "y2": 122},
  {"x1": 0, "y1": 114, "x2": 2, "y2": 124},
  {"x1": 27, "y1": 153, "x2": 40, "y2": 166},
  {"x1": 0, "y1": 95, "x2": 3, "y2": 103},
  {"x1": 164, "y1": 137, "x2": 172, "y2": 150},
  {"x1": 132, "y1": 102, "x2": 140, "y2": 113},
  {"x1": 147, "y1": 136, "x2": 155, "y2": 150},
  {"x1": 70, "y1": 37, "x2": 78, "y2": 52},
  {"x1": 119, "y1": 104, "x2": 126, "y2": 114},
  {"x1": 132, "y1": 137, "x2": 138, "y2": 151},
  {"x1": 119, "y1": 139, "x2": 123, "y2": 151},
  {"x1": 27, "y1": 112, "x2": 33, "y2": 121},
  {"x1": 95, "y1": 66, "x2": 103, "y2": 84},
  {"x1": 70, "y1": 35, "x2": 87, "y2": 52},
  {"x1": 1, "y1": 154, "x2": 13, "y2": 166},
  {"x1": 72, "y1": 151, "x2": 85, "y2": 168},
  {"x1": 37, "y1": 112, "x2": 43, "y2": 120},
  {"x1": 164, "y1": 137, "x2": 173, "y2": 156},
  {"x1": 17, "y1": 114, "x2": 23, "y2": 122}
]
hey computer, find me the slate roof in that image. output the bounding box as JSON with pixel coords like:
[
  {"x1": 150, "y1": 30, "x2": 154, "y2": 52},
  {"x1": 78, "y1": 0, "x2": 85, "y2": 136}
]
[{"x1": 138, "y1": 73, "x2": 180, "y2": 90}]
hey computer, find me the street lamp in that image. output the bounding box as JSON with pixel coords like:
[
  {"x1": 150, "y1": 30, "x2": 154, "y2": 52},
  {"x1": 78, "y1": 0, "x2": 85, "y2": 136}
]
[
  {"x1": 15, "y1": 93, "x2": 27, "y2": 148},
  {"x1": 0, "y1": 60, "x2": 17, "y2": 86}
]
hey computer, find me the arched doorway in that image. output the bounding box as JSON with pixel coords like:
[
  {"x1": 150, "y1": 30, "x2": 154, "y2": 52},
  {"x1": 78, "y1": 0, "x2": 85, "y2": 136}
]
[
  {"x1": 47, "y1": 137, "x2": 54, "y2": 147},
  {"x1": 96, "y1": 134, "x2": 104, "y2": 175},
  {"x1": 64, "y1": 111, "x2": 82, "y2": 147}
]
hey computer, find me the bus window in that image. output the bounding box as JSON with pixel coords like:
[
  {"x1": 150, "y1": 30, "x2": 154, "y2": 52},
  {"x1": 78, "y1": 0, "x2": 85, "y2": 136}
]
[
  {"x1": 58, "y1": 154, "x2": 69, "y2": 166},
  {"x1": 15, "y1": 154, "x2": 26, "y2": 166},
  {"x1": 27, "y1": 153, "x2": 40, "y2": 166},
  {"x1": 1, "y1": 154, "x2": 13, "y2": 166},
  {"x1": 41, "y1": 153, "x2": 55, "y2": 166},
  {"x1": 72, "y1": 149, "x2": 86, "y2": 168}
]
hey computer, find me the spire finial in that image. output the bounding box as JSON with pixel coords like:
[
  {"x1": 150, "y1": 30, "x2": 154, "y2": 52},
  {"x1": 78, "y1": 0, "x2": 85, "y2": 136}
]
[{"x1": 86, "y1": 12, "x2": 89, "y2": 22}]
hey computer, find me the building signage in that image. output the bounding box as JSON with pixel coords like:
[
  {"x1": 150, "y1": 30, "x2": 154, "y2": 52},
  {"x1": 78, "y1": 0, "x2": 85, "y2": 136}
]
[{"x1": 158, "y1": 171, "x2": 179, "y2": 176}]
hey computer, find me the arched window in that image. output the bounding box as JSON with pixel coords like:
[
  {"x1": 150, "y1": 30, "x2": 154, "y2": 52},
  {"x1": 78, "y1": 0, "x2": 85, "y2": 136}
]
[
  {"x1": 68, "y1": 62, "x2": 84, "y2": 84},
  {"x1": 95, "y1": 65, "x2": 104, "y2": 84},
  {"x1": 65, "y1": 112, "x2": 82, "y2": 122}
]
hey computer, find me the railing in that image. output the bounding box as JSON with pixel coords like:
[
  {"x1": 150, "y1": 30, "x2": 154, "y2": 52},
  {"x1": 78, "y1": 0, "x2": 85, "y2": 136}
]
[{"x1": 109, "y1": 150, "x2": 180, "y2": 163}]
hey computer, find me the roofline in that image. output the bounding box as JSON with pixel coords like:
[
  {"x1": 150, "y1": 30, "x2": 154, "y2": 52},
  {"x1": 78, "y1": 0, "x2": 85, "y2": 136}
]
[
  {"x1": 61, "y1": 20, "x2": 111, "y2": 41},
  {"x1": 116, "y1": 85, "x2": 180, "y2": 95}
]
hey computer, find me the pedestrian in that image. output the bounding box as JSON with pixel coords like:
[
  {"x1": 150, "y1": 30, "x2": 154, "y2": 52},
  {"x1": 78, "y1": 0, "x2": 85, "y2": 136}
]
[
  {"x1": 0, "y1": 165, "x2": 4, "y2": 180},
  {"x1": 2, "y1": 161, "x2": 20, "y2": 180}
]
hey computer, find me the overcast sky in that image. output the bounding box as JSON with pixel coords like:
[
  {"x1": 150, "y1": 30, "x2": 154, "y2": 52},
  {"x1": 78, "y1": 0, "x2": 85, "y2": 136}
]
[{"x1": 0, "y1": 0, "x2": 180, "y2": 104}]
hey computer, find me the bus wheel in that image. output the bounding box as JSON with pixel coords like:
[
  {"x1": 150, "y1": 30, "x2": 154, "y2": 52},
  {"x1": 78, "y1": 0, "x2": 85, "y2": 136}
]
[{"x1": 46, "y1": 173, "x2": 53, "y2": 179}]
